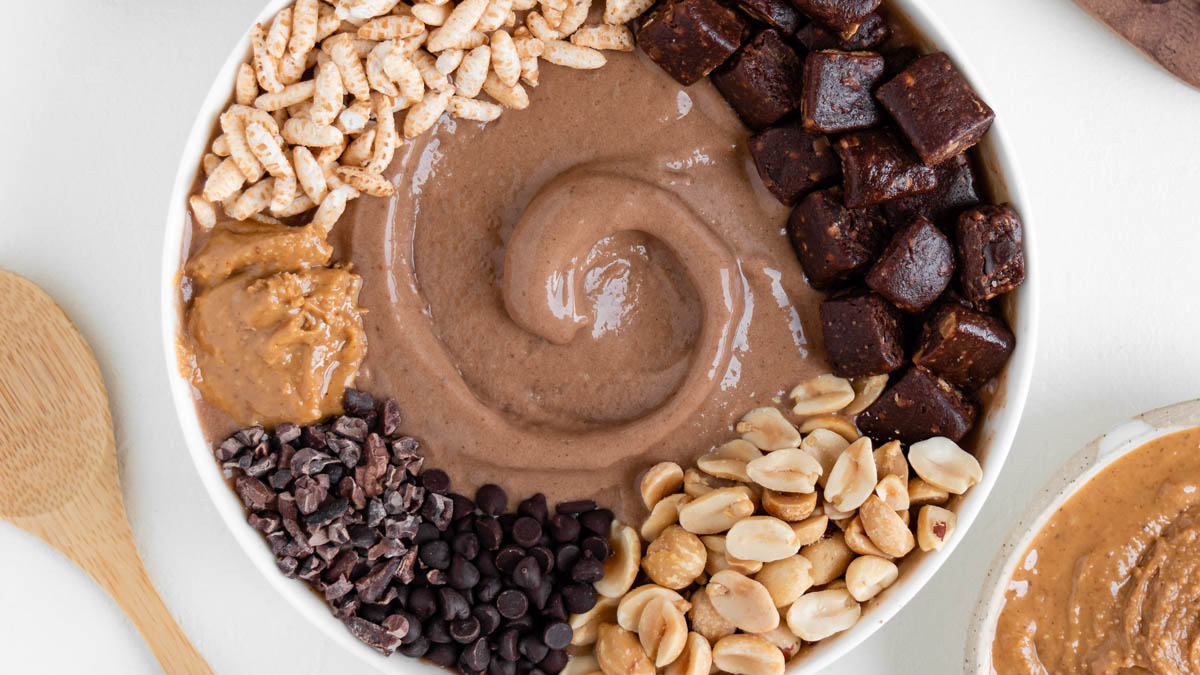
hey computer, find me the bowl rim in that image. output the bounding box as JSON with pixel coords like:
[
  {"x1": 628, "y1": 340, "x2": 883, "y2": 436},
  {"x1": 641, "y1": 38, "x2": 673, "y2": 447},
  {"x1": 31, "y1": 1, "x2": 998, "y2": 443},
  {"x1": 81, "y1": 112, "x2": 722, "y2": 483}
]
[
  {"x1": 963, "y1": 399, "x2": 1200, "y2": 674},
  {"x1": 159, "y1": 0, "x2": 1039, "y2": 671}
]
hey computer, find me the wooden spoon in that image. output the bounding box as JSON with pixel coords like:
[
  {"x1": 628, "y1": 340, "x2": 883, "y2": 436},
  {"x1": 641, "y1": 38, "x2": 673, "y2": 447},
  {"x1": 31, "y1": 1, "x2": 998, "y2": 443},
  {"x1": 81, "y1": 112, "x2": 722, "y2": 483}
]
[{"x1": 0, "y1": 270, "x2": 211, "y2": 674}]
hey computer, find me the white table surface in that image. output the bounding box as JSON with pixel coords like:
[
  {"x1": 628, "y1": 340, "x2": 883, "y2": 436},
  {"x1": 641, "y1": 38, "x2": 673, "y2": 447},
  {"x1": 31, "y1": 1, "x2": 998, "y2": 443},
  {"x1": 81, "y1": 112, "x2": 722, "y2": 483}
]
[{"x1": 1, "y1": 0, "x2": 1197, "y2": 673}]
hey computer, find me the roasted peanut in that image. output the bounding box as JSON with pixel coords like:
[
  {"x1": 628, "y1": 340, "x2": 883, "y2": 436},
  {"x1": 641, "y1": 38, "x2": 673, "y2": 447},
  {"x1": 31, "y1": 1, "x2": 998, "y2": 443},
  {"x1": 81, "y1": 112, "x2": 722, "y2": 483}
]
[
  {"x1": 736, "y1": 407, "x2": 801, "y2": 450},
  {"x1": 595, "y1": 521, "x2": 641, "y2": 597},
  {"x1": 705, "y1": 570, "x2": 779, "y2": 633},
  {"x1": 616, "y1": 584, "x2": 691, "y2": 632},
  {"x1": 746, "y1": 448, "x2": 822, "y2": 493},
  {"x1": 697, "y1": 439, "x2": 762, "y2": 482},
  {"x1": 640, "y1": 461, "x2": 684, "y2": 509},
  {"x1": 908, "y1": 437, "x2": 982, "y2": 494},
  {"x1": 789, "y1": 374, "x2": 855, "y2": 416},
  {"x1": 858, "y1": 495, "x2": 915, "y2": 558},
  {"x1": 711, "y1": 634, "x2": 785, "y2": 675},
  {"x1": 641, "y1": 493, "x2": 690, "y2": 541},
  {"x1": 845, "y1": 555, "x2": 898, "y2": 602},
  {"x1": 755, "y1": 554, "x2": 814, "y2": 608},
  {"x1": 678, "y1": 487, "x2": 754, "y2": 535},
  {"x1": 824, "y1": 437, "x2": 876, "y2": 511},
  {"x1": 725, "y1": 516, "x2": 801, "y2": 563},
  {"x1": 688, "y1": 585, "x2": 736, "y2": 643},
  {"x1": 595, "y1": 623, "x2": 654, "y2": 675},
  {"x1": 917, "y1": 504, "x2": 957, "y2": 552},
  {"x1": 762, "y1": 488, "x2": 818, "y2": 522},
  {"x1": 642, "y1": 525, "x2": 707, "y2": 589},
  {"x1": 800, "y1": 531, "x2": 854, "y2": 586},
  {"x1": 786, "y1": 589, "x2": 861, "y2": 642}
]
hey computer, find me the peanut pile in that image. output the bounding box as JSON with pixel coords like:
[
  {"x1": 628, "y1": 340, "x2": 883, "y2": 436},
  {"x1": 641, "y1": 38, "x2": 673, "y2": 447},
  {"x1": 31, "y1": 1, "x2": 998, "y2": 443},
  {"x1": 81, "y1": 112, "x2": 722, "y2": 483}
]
[
  {"x1": 567, "y1": 373, "x2": 981, "y2": 674},
  {"x1": 189, "y1": 0, "x2": 643, "y2": 234}
]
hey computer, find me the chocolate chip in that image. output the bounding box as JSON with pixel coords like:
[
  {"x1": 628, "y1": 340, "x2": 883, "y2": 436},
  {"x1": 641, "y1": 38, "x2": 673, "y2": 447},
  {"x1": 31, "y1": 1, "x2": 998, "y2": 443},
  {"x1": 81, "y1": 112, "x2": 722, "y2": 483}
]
[
  {"x1": 476, "y1": 575, "x2": 502, "y2": 604},
  {"x1": 548, "y1": 514, "x2": 580, "y2": 543},
  {"x1": 459, "y1": 636, "x2": 490, "y2": 671},
  {"x1": 453, "y1": 531, "x2": 481, "y2": 560},
  {"x1": 578, "y1": 509, "x2": 613, "y2": 536},
  {"x1": 450, "y1": 493, "x2": 477, "y2": 521},
  {"x1": 571, "y1": 558, "x2": 604, "y2": 584},
  {"x1": 495, "y1": 545, "x2": 525, "y2": 574},
  {"x1": 476, "y1": 517, "x2": 504, "y2": 550},
  {"x1": 473, "y1": 604, "x2": 501, "y2": 635},
  {"x1": 512, "y1": 556, "x2": 543, "y2": 591},
  {"x1": 420, "y1": 540, "x2": 452, "y2": 570},
  {"x1": 540, "y1": 649, "x2": 568, "y2": 673},
  {"x1": 561, "y1": 584, "x2": 598, "y2": 614},
  {"x1": 496, "y1": 589, "x2": 528, "y2": 619},
  {"x1": 542, "y1": 622, "x2": 572, "y2": 651},
  {"x1": 554, "y1": 544, "x2": 581, "y2": 573},
  {"x1": 415, "y1": 521, "x2": 441, "y2": 544},
  {"x1": 426, "y1": 643, "x2": 459, "y2": 667},
  {"x1": 474, "y1": 484, "x2": 507, "y2": 516},
  {"x1": 543, "y1": 593, "x2": 567, "y2": 623},
  {"x1": 519, "y1": 635, "x2": 549, "y2": 664},
  {"x1": 517, "y1": 494, "x2": 548, "y2": 524},
  {"x1": 529, "y1": 546, "x2": 554, "y2": 574},
  {"x1": 554, "y1": 499, "x2": 595, "y2": 514},
  {"x1": 440, "y1": 587, "x2": 471, "y2": 621},
  {"x1": 580, "y1": 536, "x2": 609, "y2": 561},
  {"x1": 511, "y1": 517, "x2": 543, "y2": 548},
  {"x1": 449, "y1": 615, "x2": 482, "y2": 644},
  {"x1": 421, "y1": 468, "x2": 451, "y2": 494},
  {"x1": 497, "y1": 628, "x2": 521, "y2": 661},
  {"x1": 476, "y1": 551, "x2": 498, "y2": 578},
  {"x1": 449, "y1": 555, "x2": 481, "y2": 589},
  {"x1": 399, "y1": 635, "x2": 430, "y2": 658}
]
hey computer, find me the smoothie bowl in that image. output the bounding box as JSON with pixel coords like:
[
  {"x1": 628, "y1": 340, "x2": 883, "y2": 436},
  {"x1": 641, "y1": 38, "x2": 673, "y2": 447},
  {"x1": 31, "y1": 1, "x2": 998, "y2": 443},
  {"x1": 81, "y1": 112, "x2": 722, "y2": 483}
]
[{"x1": 161, "y1": 0, "x2": 1036, "y2": 671}]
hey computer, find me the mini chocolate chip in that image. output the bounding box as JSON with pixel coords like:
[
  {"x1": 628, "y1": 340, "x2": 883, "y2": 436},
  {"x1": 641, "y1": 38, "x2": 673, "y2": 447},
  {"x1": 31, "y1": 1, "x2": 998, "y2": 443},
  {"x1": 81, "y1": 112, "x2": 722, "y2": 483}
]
[
  {"x1": 511, "y1": 517, "x2": 543, "y2": 548},
  {"x1": 476, "y1": 575, "x2": 502, "y2": 604},
  {"x1": 497, "y1": 629, "x2": 520, "y2": 661},
  {"x1": 571, "y1": 558, "x2": 604, "y2": 584},
  {"x1": 543, "y1": 593, "x2": 567, "y2": 623},
  {"x1": 453, "y1": 532, "x2": 481, "y2": 560},
  {"x1": 540, "y1": 649, "x2": 568, "y2": 673},
  {"x1": 449, "y1": 555, "x2": 481, "y2": 589},
  {"x1": 512, "y1": 556, "x2": 542, "y2": 591},
  {"x1": 578, "y1": 508, "x2": 613, "y2": 535},
  {"x1": 581, "y1": 536, "x2": 609, "y2": 560},
  {"x1": 415, "y1": 521, "x2": 441, "y2": 544},
  {"x1": 495, "y1": 546, "x2": 525, "y2": 574},
  {"x1": 440, "y1": 587, "x2": 471, "y2": 621},
  {"x1": 529, "y1": 546, "x2": 554, "y2": 574},
  {"x1": 449, "y1": 615, "x2": 482, "y2": 644},
  {"x1": 475, "y1": 484, "x2": 508, "y2": 516},
  {"x1": 409, "y1": 586, "x2": 438, "y2": 619},
  {"x1": 475, "y1": 517, "x2": 504, "y2": 550},
  {"x1": 399, "y1": 635, "x2": 430, "y2": 658},
  {"x1": 426, "y1": 618, "x2": 452, "y2": 644},
  {"x1": 561, "y1": 584, "x2": 598, "y2": 614},
  {"x1": 420, "y1": 539, "x2": 452, "y2": 570},
  {"x1": 519, "y1": 635, "x2": 549, "y2": 664},
  {"x1": 555, "y1": 499, "x2": 596, "y2": 514},
  {"x1": 476, "y1": 551, "x2": 498, "y2": 577},
  {"x1": 421, "y1": 468, "x2": 451, "y2": 494},
  {"x1": 450, "y1": 493, "x2": 477, "y2": 520},
  {"x1": 496, "y1": 589, "x2": 528, "y2": 619},
  {"x1": 459, "y1": 636, "x2": 490, "y2": 671},
  {"x1": 426, "y1": 642, "x2": 459, "y2": 667},
  {"x1": 548, "y1": 514, "x2": 581, "y2": 543},
  {"x1": 542, "y1": 622, "x2": 572, "y2": 651},
  {"x1": 517, "y1": 494, "x2": 548, "y2": 524},
  {"x1": 473, "y1": 604, "x2": 501, "y2": 635},
  {"x1": 555, "y1": 544, "x2": 581, "y2": 573}
]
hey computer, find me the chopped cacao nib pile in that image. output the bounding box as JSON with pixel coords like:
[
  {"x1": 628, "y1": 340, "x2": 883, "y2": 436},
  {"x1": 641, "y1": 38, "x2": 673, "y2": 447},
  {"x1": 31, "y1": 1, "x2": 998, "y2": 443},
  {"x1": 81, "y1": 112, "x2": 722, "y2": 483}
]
[{"x1": 217, "y1": 389, "x2": 612, "y2": 673}]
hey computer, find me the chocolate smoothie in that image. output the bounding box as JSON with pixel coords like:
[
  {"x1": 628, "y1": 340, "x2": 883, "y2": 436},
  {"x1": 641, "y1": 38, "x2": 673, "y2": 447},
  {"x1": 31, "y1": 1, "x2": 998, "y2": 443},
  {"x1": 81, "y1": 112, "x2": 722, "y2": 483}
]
[{"x1": 331, "y1": 51, "x2": 830, "y2": 521}]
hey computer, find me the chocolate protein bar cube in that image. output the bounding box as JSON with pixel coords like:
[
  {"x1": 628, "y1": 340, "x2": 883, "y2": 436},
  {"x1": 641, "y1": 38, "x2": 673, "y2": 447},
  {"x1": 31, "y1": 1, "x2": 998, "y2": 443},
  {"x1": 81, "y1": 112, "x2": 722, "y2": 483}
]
[
  {"x1": 790, "y1": 0, "x2": 881, "y2": 37},
  {"x1": 857, "y1": 367, "x2": 978, "y2": 443},
  {"x1": 795, "y1": 12, "x2": 890, "y2": 51},
  {"x1": 836, "y1": 127, "x2": 938, "y2": 208},
  {"x1": 875, "y1": 53, "x2": 996, "y2": 165},
  {"x1": 802, "y1": 50, "x2": 886, "y2": 133},
  {"x1": 866, "y1": 217, "x2": 955, "y2": 313},
  {"x1": 788, "y1": 188, "x2": 888, "y2": 288},
  {"x1": 914, "y1": 304, "x2": 1015, "y2": 390},
  {"x1": 819, "y1": 290, "x2": 905, "y2": 377},
  {"x1": 956, "y1": 203, "x2": 1025, "y2": 302},
  {"x1": 711, "y1": 29, "x2": 805, "y2": 129},
  {"x1": 882, "y1": 153, "x2": 980, "y2": 232},
  {"x1": 738, "y1": 0, "x2": 802, "y2": 34},
  {"x1": 748, "y1": 119, "x2": 841, "y2": 204},
  {"x1": 637, "y1": 0, "x2": 748, "y2": 86}
]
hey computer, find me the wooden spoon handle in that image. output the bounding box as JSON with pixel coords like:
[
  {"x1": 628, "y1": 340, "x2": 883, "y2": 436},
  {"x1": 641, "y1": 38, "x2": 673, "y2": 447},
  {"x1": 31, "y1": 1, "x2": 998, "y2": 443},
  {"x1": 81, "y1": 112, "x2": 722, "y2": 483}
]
[{"x1": 13, "y1": 462, "x2": 212, "y2": 675}]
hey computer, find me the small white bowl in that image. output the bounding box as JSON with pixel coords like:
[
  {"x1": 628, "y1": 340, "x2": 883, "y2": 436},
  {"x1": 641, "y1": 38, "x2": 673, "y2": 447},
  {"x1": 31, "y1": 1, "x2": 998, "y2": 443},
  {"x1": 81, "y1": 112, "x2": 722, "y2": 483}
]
[
  {"x1": 965, "y1": 399, "x2": 1200, "y2": 674},
  {"x1": 160, "y1": 1, "x2": 1038, "y2": 671}
]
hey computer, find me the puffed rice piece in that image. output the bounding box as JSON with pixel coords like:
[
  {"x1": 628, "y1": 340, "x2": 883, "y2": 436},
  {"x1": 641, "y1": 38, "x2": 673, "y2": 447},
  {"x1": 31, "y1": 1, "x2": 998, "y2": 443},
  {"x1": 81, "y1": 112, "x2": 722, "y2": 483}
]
[
  {"x1": 250, "y1": 23, "x2": 284, "y2": 93},
  {"x1": 368, "y1": 94, "x2": 399, "y2": 173},
  {"x1": 309, "y1": 60, "x2": 344, "y2": 126},
  {"x1": 427, "y1": 0, "x2": 490, "y2": 51},
  {"x1": 358, "y1": 14, "x2": 425, "y2": 39},
  {"x1": 476, "y1": 0, "x2": 514, "y2": 32},
  {"x1": 335, "y1": 165, "x2": 395, "y2": 197},
  {"x1": 203, "y1": 157, "x2": 247, "y2": 202},
  {"x1": 490, "y1": 30, "x2": 521, "y2": 86},
  {"x1": 230, "y1": 177, "x2": 275, "y2": 220},
  {"x1": 292, "y1": 146, "x2": 328, "y2": 204},
  {"x1": 202, "y1": 153, "x2": 221, "y2": 176},
  {"x1": 413, "y1": 49, "x2": 452, "y2": 91},
  {"x1": 435, "y1": 48, "x2": 464, "y2": 73},
  {"x1": 403, "y1": 88, "x2": 452, "y2": 137},
  {"x1": 282, "y1": 117, "x2": 345, "y2": 147},
  {"x1": 603, "y1": 0, "x2": 655, "y2": 24},
  {"x1": 266, "y1": 8, "x2": 293, "y2": 59},
  {"x1": 557, "y1": 0, "x2": 592, "y2": 35},
  {"x1": 289, "y1": 0, "x2": 319, "y2": 56},
  {"x1": 366, "y1": 41, "x2": 400, "y2": 96},
  {"x1": 255, "y1": 79, "x2": 316, "y2": 111},
  {"x1": 211, "y1": 134, "x2": 230, "y2": 156},
  {"x1": 279, "y1": 51, "x2": 308, "y2": 85},
  {"x1": 219, "y1": 108, "x2": 266, "y2": 183},
  {"x1": 235, "y1": 63, "x2": 258, "y2": 106},
  {"x1": 382, "y1": 47, "x2": 426, "y2": 104},
  {"x1": 245, "y1": 121, "x2": 295, "y2": 180},
  {"x1": 337, "y1": 98, "x2": 373, "y2": 133},
  {"x1": 570, "y1": 23, "x2": 634, "y2": 51},
  {"x1": 454, "y1": 44, "x2": 490, "y2": 97},
  {"x1": 324, "y1": 33, "x2": 371, "y2": 99},
  {"x1": 341, "y1": 128, "x2": 377, "y2": 166},
  {"x1": 311, "y1": 184, "x2": 359, "y2": 234},
  {"x1": 189, "y1": 195, "x2": 217, "y2": 230},
  {"x1": 316, "y1": 4, "x2": 343, "y2": 40},
  {"x1": 447, "y1": 95, "x2": 504, "y2": 122},
  {"x1": 411, "y1": 2, "x2": 454, "y2": 25},
  {"x1": 519, "y1": 54, "x2": 540, "y2": 86},
  {"x1": 482, "y1": 71, "x2": 529, "y2": 109}
]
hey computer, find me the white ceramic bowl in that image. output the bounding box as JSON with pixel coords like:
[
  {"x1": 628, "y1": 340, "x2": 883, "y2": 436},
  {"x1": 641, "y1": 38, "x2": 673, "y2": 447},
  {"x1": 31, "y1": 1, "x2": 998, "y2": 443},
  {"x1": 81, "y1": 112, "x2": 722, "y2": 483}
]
[
  {"x1": 160, "y1": 2, "x2": 1038, "y2": 671},
  {"x1": 965, "y1": 399, "x2": 1200, "y2": 674}
]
